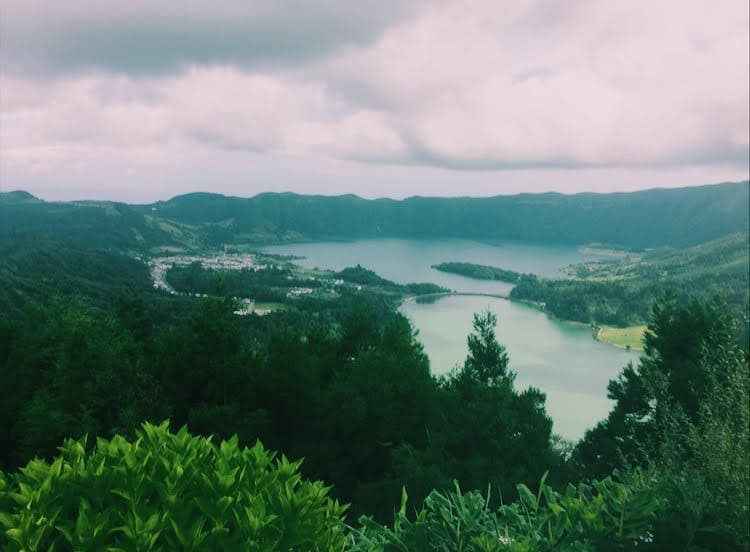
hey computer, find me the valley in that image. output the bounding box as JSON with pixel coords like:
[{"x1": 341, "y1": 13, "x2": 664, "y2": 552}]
[
  {"x1": 2, "y1": 186, "x2": 747, "y2": 441},
  {"x1": 3, "y1": 2, "x2": 747, "y2": 545},
  {"x1": 262, "y1": 238, "x2": 640, "y2": 440},
  {"x1": 1, "y1": 182, "x2": 748, "y2": 549}
]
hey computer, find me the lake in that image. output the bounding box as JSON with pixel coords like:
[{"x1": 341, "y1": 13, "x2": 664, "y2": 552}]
[{"x1": 263, "y1": 238, "x2": 639, "y2": 440}]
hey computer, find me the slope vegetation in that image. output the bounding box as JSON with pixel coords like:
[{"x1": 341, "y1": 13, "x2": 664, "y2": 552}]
[
  {"x1": 4, "y1": 181, "x2": 748, "y2": 251},
  {"x1": 510, "y1": 232, "x2": 750, "y2": 326},
  {"x1": 143, "y1": 181, "x2": 748, "y2": 249}
]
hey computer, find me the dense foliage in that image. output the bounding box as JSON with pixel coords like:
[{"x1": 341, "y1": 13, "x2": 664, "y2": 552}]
[
  {"x1": 0, "y1": 192, "x2": 173, "y2": 252},
  {"x1": 1, "y1": 195, "x2": 748, "y2": 549},
  {"x1": 0, "y1": 235, "x2": 153, "y2": 315},
  {"x1": 0, "y1": 290, "x2": 556, "y2": 523},
  {"x1": 432, "y1": 262, "x2": 525, "y2": 283},
  {"x1": 350, "y1": 471, "x2": 658, "y2": 551},
  {"x1": 334, "y1": 265, "x2": 447, "y2": 295},
  {"x1": 1, "y1": 424, "x2": 662, "y2": 552},
  {"x1": 510, "y1": 233, "x2": 749, "y2": 326},
  {"x1": 573, "y1": 298, "x2": 750, "y2": 550},
  {"x1": 165, "y1": 263, "x2": 446, "y2": 305},
  {"x1": 166, "y1": 262, "x2": 320, "y2": 302},
  {"x1": 0, "y1": 422, "x2": 347, "y2": 551},
  {"x1": 511, "y1": 275, "x2": 650, "y2": 326}
]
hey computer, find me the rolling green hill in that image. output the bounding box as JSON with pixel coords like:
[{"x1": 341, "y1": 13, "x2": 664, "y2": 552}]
[
  {"x1": 510, "y1": 232, "x2": 750, "y2": 326},
  {"x1": 142, "y1": 181, "x2": 749, "y2": 249},
  {"x1": 3, "y1": 181, "x2": 748, "y2": 251},
  {"x1": 0, "y1": 235, "x2": 153, "y2": 314},
  {"x1": 0, "y1": 192, "x2": 175, "y2": 252}
]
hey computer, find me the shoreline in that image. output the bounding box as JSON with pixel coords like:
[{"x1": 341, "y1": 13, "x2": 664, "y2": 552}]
[{"x1": 400, "y1": 291, "x2": 643, "y2": 353}]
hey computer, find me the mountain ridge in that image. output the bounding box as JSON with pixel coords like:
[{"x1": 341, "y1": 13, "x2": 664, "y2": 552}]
[
  {"x1": 142, "y1": 181, "x2": 749, "y2": 249},
  {"x1": 151, "y1": 179, "x2": 747, "y2": 203},
  {"x1": 2, "y1": 181, "x2": 748, "y2": 250}
]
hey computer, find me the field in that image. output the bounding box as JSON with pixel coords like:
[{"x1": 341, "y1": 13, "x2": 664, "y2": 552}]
[
  {"x1": 598, "y1": 325, "x2": 647, "y2": 351},
  {"x1": 253, "y1": 301, "x2": 287, "y2": 313}
]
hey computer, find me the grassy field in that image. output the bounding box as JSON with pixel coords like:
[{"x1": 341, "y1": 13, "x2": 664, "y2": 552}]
[
  {"x1": 598, "y1": 325, "x2": 647, "y2": 351},
  {"x1": 253, "y1": 302, "x2": 287, "y2": 313},
  {"x1": 296, "y1": 267, "x2": 335, "y2": 278}
]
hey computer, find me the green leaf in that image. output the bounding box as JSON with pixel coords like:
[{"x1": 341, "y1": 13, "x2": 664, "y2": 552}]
[
  {"x1": 517, "y1": 484, "x2": 538, "y2": 512},
  {"x1": 399, "y1": 487, "x2": 408, "y2": 516}
]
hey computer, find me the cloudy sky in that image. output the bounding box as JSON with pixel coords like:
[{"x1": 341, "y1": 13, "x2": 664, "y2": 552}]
[{"x1": 1, "y1": 0, "x2": 748, "y2": 202}]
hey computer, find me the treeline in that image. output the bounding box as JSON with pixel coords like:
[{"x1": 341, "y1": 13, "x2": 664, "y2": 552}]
[
  {"x1": 571, "y1": 299, "x2": 750, "y2": 549},
  {"x1": 0, "y1": 289, "x2": 558, "y2": 523},
  {"x1": 432, "y1": 261, "x2": 525, "y2": 283},
  {"x1": 0, "y1": 235, "x2": 155, "y2": 315},
  {"x1": 0, "y1": 191, "x2": 173, "y2": 252}
]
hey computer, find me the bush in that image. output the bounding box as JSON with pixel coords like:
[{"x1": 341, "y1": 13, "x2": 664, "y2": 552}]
[
  {"x1": 348, "y1": 471, "x2": 657, "y2": 551},
  {"x1": 0, "y1": 421, "x2": 347, "y2": 551}
]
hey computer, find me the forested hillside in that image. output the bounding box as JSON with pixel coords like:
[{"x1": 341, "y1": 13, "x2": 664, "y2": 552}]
[
  {"x1": 3, "y1": 181, "x2": 748, "y2": 250},
  {"x1": 0, "y1": 191, "x2": 174, "y2": 252},
  {"x1": 1, "y1": 249, "x2": 747, "y2": 549},
  {"x1": 510, "y1": 232, "x2": 750, "y2": 327},
  {"x1": 1, "y1": 184, "x2": 748, "y2": 550},
  {"x1": 0, "y1": 235, "x2": 153, "y2": 315},
  {"x1": 143, "y1": 181, "x2": 749, "y2": 249}
]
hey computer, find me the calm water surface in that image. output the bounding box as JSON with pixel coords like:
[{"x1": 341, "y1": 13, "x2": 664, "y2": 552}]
[{"x1": 264, "y1": 238, "x2": 638, "y2": 440}]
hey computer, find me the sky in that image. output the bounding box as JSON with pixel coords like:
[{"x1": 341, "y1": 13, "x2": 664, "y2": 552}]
[{"x1": 1, "y1": 0, "x2": 748, "y2": 202}]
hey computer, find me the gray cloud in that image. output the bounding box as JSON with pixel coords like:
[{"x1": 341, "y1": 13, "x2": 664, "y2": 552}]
[
  {"x1": 0, "y1": 0, "x2": 747, "y2": 199},
  {"x1": 319, "y1": 0, "x2": 749, "y2": 170},
  {"x1": 0, "y1": 1, "x2": 424, "y2": 75}
]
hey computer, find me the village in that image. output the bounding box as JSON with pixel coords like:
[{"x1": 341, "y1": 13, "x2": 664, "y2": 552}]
[{"x1": 146, "y1": 252, "x2": 350, "y2": 315}]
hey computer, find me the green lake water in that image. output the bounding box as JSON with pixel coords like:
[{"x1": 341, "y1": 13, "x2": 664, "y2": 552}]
[{"x1": 264, "y1": 238, "x2": 639, "y2": 440}]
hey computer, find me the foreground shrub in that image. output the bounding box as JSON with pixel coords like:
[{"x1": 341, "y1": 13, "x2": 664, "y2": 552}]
[
  {"x1": 348, "y1": 471, "x2": 657, "y2": 551},
  {"x1": 0, "y1": 421, "x2": 347, "y2": 551}
]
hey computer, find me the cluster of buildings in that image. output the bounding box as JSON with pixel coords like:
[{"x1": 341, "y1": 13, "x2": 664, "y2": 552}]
[
  {"x1": 145, "y1": 253, "x2": 358, "y2": 315},
  {"x1": 147, "y1": 253, "x2": 268, "y2": 294},
  {"x1": 287, "y1": 287, "x2": 314, "y2": 297}
]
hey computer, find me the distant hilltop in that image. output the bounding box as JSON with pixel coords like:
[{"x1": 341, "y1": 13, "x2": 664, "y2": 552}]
[
  {"x1": 2, "y1": 181, "x2": 748, "y2": 251},
  {"x1": 0, "y1": 190, "x2": 40, "y2": 202}
]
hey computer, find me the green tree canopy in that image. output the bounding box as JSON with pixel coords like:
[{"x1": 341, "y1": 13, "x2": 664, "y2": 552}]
[
  {"x1": 464, "y1": 310, "x2": 514, "y2": 387},
  {"x1": 573, "y1": 298, "x2": 750, "y2": 551}
]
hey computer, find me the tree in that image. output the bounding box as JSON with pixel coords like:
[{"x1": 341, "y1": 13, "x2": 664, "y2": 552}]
[
  {"x1": 0, "y1": 297, "x2": 163, "y2": 469},
  {"x1": 572, "y1": 298, "x2": 750, "y2": 551},
  {"x1": 157, "y1": 295, "x2": 252, "y2": 427},
  {"x1": 433, "y1": 310, "x2": 554, "y2": 508},
  {"x1": 574, "y1": 298, "x2": 744, "y2": 477},
  {"x1": 464, "y1": 310, "x2": 514, "y2": 387}
]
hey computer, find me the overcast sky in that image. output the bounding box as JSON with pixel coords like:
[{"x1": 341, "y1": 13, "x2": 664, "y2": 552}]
[{"x1": 1, "y1": 0, "x2": 748, "y2": 202}]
